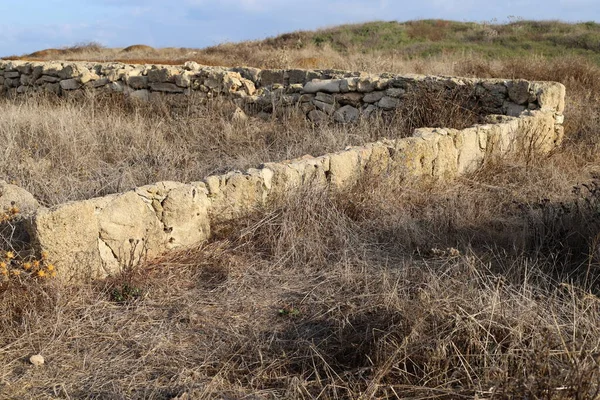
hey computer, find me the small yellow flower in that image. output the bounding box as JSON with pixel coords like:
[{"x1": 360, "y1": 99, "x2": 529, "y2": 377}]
[
  {"x1": 33, "y1": 260, "x2": 40, "y2": 268},
  {"x1": 0, "y1": 269, "x2": 7, "y2": 276},
  {"x1": 41, "y1": 251, "x2": 48, "y2": 260},
  {"x1": 50, "y1": 271, "x2": 57, "y2": 278},
  {"x1": 12, "y1": 269, "x2": 20, "y2": 276},
  {"x1": 46, "y1": 264, "x2": 55, "y2": 272},
  {"x1": 5, "y1": 251, "x2": 15, "y2": 260},
  {"x1": 0, "y1": 262, "x2": 6, "y2": 269},
  {"x1": 23, "y1": 262, "x2": 32, "y2": 270},
  {"x1": 37, "y1": 270, "x2": 46, "y2": 278},
  {"x1": 9, "y1": 206, "x2": 19, "y2": 215}
]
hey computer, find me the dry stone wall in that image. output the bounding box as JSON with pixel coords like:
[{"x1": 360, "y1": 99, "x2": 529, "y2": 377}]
[
  {"x1": 1, "y1": 60, "x2": 565, "y2": 123},
  {"x1": 0, "y1": 60, "x2": 566, "y2": 281}
]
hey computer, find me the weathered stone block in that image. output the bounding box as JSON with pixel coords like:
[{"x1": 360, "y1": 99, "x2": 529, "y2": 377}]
[
  {"x1": 333, "y1": 105, "x2": 359, "y2": 124},
  {"x1": 259, "y1": 69, "x2": 285, "y2": 86},
  {"x1": 149, "y1": 82, "x2": 185, "y2": 93}
]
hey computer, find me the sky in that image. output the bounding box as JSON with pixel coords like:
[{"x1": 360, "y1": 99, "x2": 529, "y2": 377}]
[{"x1": 1, "y1": 0, "x2": 599, "y2": 57}]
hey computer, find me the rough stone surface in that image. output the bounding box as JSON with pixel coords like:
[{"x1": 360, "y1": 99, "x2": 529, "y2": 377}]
[
  {"x1": 378, "y1": 96, "x2": 399, "y2": 110},
  {"x1": 508, "y1": 80, "x2": 530, "y2": 105},
  {"x1": 303, "y1": 80, "x2": 342, "y2": 94},
  {"x1": 59, "y1": 79, "x2": 79, "y2": 90},
  {"x1": 0, "y1": 181, "x2": 39, "y2": 214},
  {"x1": 29, "y1": 354, "x2": 44, "y2": 366},
  {"x1": 333, "y1": 105, "x2": 360, "y2": 124},
  {"x1": 97, "y1": 191, "x2": 165, "y2": 267},
  {"x1": 363, "y1": 91, "x2": 385, "y2": 103}
]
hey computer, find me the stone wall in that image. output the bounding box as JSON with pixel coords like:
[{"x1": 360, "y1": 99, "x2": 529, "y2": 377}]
[
  {"x1": 0, "y1": 60, "x2": 566, "y2": 281},
  {"x1": 0, "y1": 60, "x2": 565, "y2": 124}
]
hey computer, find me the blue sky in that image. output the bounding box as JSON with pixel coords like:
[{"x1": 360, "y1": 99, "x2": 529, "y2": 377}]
[{"x1": 1, "y1": 0, "x2": 599, "y2": 57}]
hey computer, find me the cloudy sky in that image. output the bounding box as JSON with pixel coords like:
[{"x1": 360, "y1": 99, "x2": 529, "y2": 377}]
[{"x1": 1, "y1": 0, "x2": 598, "y2": 57}]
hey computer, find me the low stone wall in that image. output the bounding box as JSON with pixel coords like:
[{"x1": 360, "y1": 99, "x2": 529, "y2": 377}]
[
  {"x1": 0, "y1": 60, "x2": 566, "y2": 280},
  {"x1": 25, "y1": 110, "x2": 558, "y2": 281},
  {"x1": 0, "y1": 60, "x2": 565, "y2": 124}
]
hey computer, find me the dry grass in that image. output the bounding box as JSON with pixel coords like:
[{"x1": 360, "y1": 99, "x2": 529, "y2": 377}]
[
  {"x1": 2, "y1": 29, "x2": 600, "y2": 399},
  {"x1": 0, "y1": 84, "x2": 480, "y2": 207}
]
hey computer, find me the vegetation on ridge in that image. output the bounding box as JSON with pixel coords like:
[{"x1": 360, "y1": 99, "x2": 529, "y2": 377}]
[{"x1": 7, "y1": 19, "x2": 600, "y2": 67}]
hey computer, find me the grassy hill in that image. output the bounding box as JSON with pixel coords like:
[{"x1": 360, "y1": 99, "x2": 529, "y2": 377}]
[
  {"x1": 263, "y1": 19, "x2": 600, "y2": 59},
  {"x1": 9, "y1": 19, "x2": 600, "y2": 67}
]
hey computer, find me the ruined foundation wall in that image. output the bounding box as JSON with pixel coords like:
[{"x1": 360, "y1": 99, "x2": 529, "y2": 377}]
[{"x1": 0, "y1": 60, "x2": 566, "y2": 281}]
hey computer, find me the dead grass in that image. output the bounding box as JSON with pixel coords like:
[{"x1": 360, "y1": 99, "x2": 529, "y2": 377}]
[
  {"x1": 2, "y1": 32, "x2": 600, "y2": 399},
  {"x1": 1, "y1": 179, "x2": 600, "y2": 399},
  {"x1": 0, "y1": 83, "x2": 481, "y2": 207}
]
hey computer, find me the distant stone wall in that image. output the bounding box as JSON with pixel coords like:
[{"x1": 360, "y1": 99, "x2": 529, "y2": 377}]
[
  {"x1": 0, "y1": 60, "x2": 565, "y2": 124},
  {"x1": 0, "y1": 60, "x2": 566, "y2": 281}
]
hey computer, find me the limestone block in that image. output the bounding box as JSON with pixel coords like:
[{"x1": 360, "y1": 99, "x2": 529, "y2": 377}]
[
  {"x1": 44, "y1": 83, "x2": 61, "y2": 95},
  {"x1": 41, "y1": 63, "x2": 64, "y2": 77},
  {"x1": 531, "y1": 82, "x2": 566, "y2": 113},
  {"x1": 184, "y1": 61, "x2": 201, "y2": 71},
  {"x1": 97, "y1": 191, "x2": 165, "y2": 267},
  {"x1": 127, "y1": 75, "x2": 148, "y2": 89},
  {"x1": 333, "y1": 105, "x2": 359, "y2": 124},
  {"x1": 303, "y1": 79, "x2": 342, "y2": 94},
  {"x1": 260, "y1": 69, "x2": 285, "y2": 87},
  {"x1": 507, "y1": 80, "x2": 530, "y2": 105},
  {"x1": 315, "y1": 92, "x2": 335, "y2": 104},
  {"x1": 504, "y1": 102, "x2": 526, "y2": 117},
  {"x1": 16, "y1": 64, "x2": 32, "y2": 75},
  {"x1": 4, "y1": 71, "x2": 19, "y2": 79},
  {"x1": 453, "y1": 127, "x2": 484, "y2": 174},
  {"x1": 175, "y1": 73, "x2": 192, "y2": 88},
  {"x1": 386, "y1": 88, "x2": 406, "y2": 98},
  {"x1": 365, "y1": 143, "x2": 392, "y2": 175},
  {"x1": 19, "y1": 74, "x2": 32, "y2": 86},
  {"x1": 59, "y1": 79, "x2": 79, "y2": 90},
  {"x1": 93, "y1": 77, "x2": 109, "y2": 88},
  {"x1": 363, "y1": 91, "x2": 385, "y2": 103},
  {"x1": 149, "y1": 82, "x2": 185, "y2": 93},
  {"x1": 223, "y1": 72, "x2": 244, "y2": 93},
  {"x1": 378, "y1": 96, "x2": 399, "y2": 110},
  {"x1": 28, "y1": 200, "x2": 101, "y2": 280},
  {"x1": 357, "y1": 77, "x2": 378, "y2": 93},
  {"x1": 58, "y1": 64, "x2": 85, "y2": 80},
  {"x1": 329, "y1": 150, "x2": 360, "y2": 188},
  {"x1": 427, "y1": 134, "x2": 458, "y2": 179},
  {"x1": 241, "y1": 78, "x2": 256, "y2": 95},
  {"x1": 288, "y1": 69, "x2": 307, "y2": 84},
  {"x1": 515, "y1": 111, "x2": 556, "y2": 154},
  {"x1": 35, "y1": 75, "x2": 61, "y2": 84},
  {"x1": 207, "y1": 170, "x2": 271, "y2": 222},
  {"x1": 263, "y1": 155, "x2": 329, "y2": 192},
  {"x1": 161, "y1": 184, "x2": 211, "y2": 249},
  {"x1": 147, "y1": 67, "x2": 178, "y2": 83},
  {"x1": 314, "y1": 100, "x2": 336, "y2": 114},
  {"x1": 335, "y1": 92, "x2": 363, "y2": 107},
  {"x1": 393, "y1": 137, "x2": 437, "y2": 178},
  {"x1": 0, "y1": 181, "x2": 39, "y2": 214}
]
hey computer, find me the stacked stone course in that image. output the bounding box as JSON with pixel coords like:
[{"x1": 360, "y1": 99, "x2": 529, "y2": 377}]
[{"x1": 0, "y1": 60, "x2": 566, "y2": 281}]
